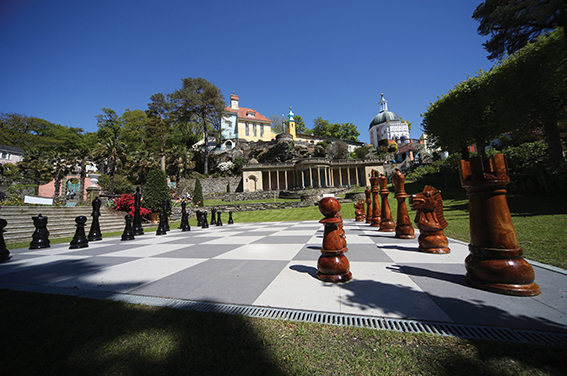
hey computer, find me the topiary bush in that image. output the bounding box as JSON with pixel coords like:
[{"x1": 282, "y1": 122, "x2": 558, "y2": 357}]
[
  {"x1": 193, "y1": 178, "x2": 204, "y2": 207},
  {"x1": 143, "y1": 169, "x2": 171, "y2": 213}
]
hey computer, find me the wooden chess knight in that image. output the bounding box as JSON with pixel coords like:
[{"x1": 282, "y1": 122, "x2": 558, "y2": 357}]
[
  {"x1": 409, "y1": 185, "x2": 450, "y2": 254},
  {"x1": 317, "y1": 197, "x2": 352, "y2": 283},
  {"x1": 459, "y1": 154, "x2": 540, "y2": 296}
]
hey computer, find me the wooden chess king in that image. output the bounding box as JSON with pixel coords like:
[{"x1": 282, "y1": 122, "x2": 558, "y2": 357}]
[{"x1": 459, "y1": 154, "x2": 540, "y2": 296}]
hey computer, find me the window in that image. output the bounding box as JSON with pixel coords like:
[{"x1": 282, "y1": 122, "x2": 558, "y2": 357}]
[
  {"x1": 245, "y1": 122, "x2": 249, "y2": 136},
  {"x1": 260, "y1": 124, "x2": 264, "y2": 137},
  {"x1": 253, "y1": 123, "x2": 257, "y2": 137}
]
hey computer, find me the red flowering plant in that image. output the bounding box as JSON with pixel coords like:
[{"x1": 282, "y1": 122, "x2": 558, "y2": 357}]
[{"x1": 112, "y1": 193, "x2": 152, "y2": 217}]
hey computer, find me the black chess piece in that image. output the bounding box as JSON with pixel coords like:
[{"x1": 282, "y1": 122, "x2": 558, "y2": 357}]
[
  {"x1": 121, "y1": 214, "x2": 135, "y2": 241},
  {"x1": 228, "y1": 211, "x2": 234, "y2": 224},
  {"x1": 0, "y1": 218, "x2": 10, "y2": 262},
  {"x1": 210, "y1": 208, "x2": 217, "y2": 225},
  {"x1": 156, "y1": 213, "x2": 167, "y2": 235},
  {"x1": 88, "y1": 197, "x2": 103, "y2": 241},
  {"x1": 216, "y1": 211, "x2": 223, "y2": 226},
  {"x1": 132, "y1": 187, "x2": 144, "y2": 235},
  {"x1": 30, "y1": 213, "x2": 50, "y2": 249},
  {"x1": 202, "y1": 211, "x2": 209, "y2": 228},
  {"x1": 162, "y1": 198, "x2": 170, "y2": 232},
  {"x1": 196, "y1": 210, "x2": 203, "y2": 227},
  {"x1": 180, "y1": 201, "x2": 191, "y2": 231},
  {"x1": 70, "y1": 216, "x2": 89, "y2": 249}
]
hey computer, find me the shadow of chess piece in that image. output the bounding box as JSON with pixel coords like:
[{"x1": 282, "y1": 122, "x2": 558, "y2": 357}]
[
  {"x1": 0, "y1": 218, "x2": 10, "y2": 262},
  {"x1": 180, "y1": 201, "x2": 191, "y2": 231},
  {"x1": 317, "y1": 197, "x2": 352, "y2": 283},
  {"x1": 459, "y1": 154, "x2": 540, "y2": 296},
  {"x1": 196, "y1": 210, "x2": 203, "y2": 227},
  {"x1": 369, "y1": 170, "x2": 381, "y2": 227},
  {"x1": 378, "y1": 174, "x2": 395, "y2": 232},
  {"x1": 210, "y1": 208, "x2": 217, "y2": 225},
  {"x1": 216, "y1": 211, "x2": 223, "y2": 226},
  {"x1": 392, "y1": 168, "x2": 415, "y2": 239},
  {"x1": 202, "y1": 211, "x2": 209, "y2": 228},
  {"x1": 409, "y1": 185, "x2": 450, "y2": 254},
  {"x1": 30, "y1": 213, "x2": 50, "y2": 249},
  {"x1": 70, "y1": 216, "x2": 89, "y2": 249},
  {"x1": 162, "y1": 198, "x2": 170, "y2": 232},
  {"x1": 365, "y1": 187, "x2": 372, "y2": 223},
  {"x1": 228, "y1": 211, "x2": 234, "y2": 224},
  {"x1": 156, "y1": 213, "x2": 167, "y2": 235},
  {"x1": 121, "y1": 214, "x2": 135, "y2": 241},
  {"x1": 88, "y1": 197, "x2": 102, "y2": 241},
  {"x1": 132, "y1": 187, "x2": 144, "y2": 235}
]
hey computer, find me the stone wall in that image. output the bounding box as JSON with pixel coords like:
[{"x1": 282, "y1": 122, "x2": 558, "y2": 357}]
[{"x1": 180, "y1": 177, "x2": 243, "y2": 197}]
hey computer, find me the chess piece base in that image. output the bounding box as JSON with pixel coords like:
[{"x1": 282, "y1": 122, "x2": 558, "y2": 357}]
[
  {"x1": 465, "y1": 275, "x2": 541, "y2": 297},
  {"x1": 317, "y1": 271, "x2": 352, "y2": 283},
  {"x1": 419, "y1": 245, "x2": 450, "y2": 254},
  {"x1": 317, "y1": 253, "x2": 352, "y2": 283},
  {"x1": 418, "y1": 231, "x2": 450, "y2": 254},
  {"x1": 397, "y1": 233, "x2": 417, "y2": 239}
]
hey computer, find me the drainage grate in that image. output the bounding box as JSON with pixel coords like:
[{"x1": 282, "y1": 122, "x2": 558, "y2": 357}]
[{"x1": 106, "y1": 293, "x2": 567, "y2": 346}]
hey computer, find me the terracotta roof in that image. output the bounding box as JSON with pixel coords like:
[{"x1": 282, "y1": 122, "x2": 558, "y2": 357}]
[
  {"x1": 225, "y1": 106, "x2": 271, "y2": 123},
  {"x1": 397, "y1": 143, "x2": 421, "y2": 154}
]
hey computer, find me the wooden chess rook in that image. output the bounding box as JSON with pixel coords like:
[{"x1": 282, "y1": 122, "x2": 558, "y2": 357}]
[
  {"x1": 392, "y1": 168, "x2": 415, "y2": 239},
  {"x1": 410, "y1": 186, "x2": 450, "y2": 254},
  {"x1": 459, "y1": 154, "x2": 540, "y2": 296}
]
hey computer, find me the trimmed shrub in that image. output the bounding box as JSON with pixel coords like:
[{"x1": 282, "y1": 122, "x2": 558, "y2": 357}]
[
  {"x1": 193, "y1": 178, "x2": 204, "y2": 207},
  {"x1": 143, "y1": 169, "x2": 171, "y2": 212}
]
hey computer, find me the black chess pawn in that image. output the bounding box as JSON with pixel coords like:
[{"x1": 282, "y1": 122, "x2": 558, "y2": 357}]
[
  {"x1": 196, "y1": 210, "x2": 203, "y2": 227},
  {"x1": 0, "y1": 218, "x2": 11, "y2": 262},
  {"x1": 132, "y1": 187, "x2": 144, "y2": 235},
  {"x1": 228, "y1": 211, "x2": 234, "y2": 224},
  {"x1": 156, "y1": 213, "x2": 167, "y2": 235},
  {"x1": 216, "y1": 211, "x2": 223, "y2": 226},
  {"x1": 210, "y1": 208, "x2": 217, "y2": 225},
  {"x1": 179, "y1": 201, "x2": 191, "y2": 231},
  {"x1": 30, "y1": 213, "x2": 50, "y2": 249},
  {"x1": 88, "y1": 197, "x2": 103, "y2": 241},
  {"x1": 121, "y1": 214, "x2": 135, "y2": 241},
  {"x1": 202, "y1": 211, "x2": 209, "y2": 228},
  {"x1": 162, "y1": 198, "x2": 170, "y2": 232},
  {"x1": 70, "y1": 216, "x2": 89, "y2": 249}
]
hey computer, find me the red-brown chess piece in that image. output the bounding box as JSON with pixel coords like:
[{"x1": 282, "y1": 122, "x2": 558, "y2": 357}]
[
  {"x1": 378, "y1": 174, "x2": 395, "y2": 232},
  {"x1": 369, "y1": 170, "x2": 381, "y2": 227},
  {"x1": 365, "y1": 187, "x2": 372, "y2": 223},
  {"x1": 317, "y1": 197, "x2": 352, "y2": 283},
  {"x1": 410, "y1": 186, "x2": 450, "y2": 254},
  {"x1": 392, "y1": 168, "x2": 415, "y2": 239},
  {"x1": 354, "y1": 200, "x2": 365, "y2": 222},
  {"x1": 459, "y1": 154, "x2": 540, "y2": 296}
]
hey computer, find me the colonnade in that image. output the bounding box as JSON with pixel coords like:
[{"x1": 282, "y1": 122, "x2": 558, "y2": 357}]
[{"x1": 261, "y1": 165, "x2": 362, "y2": 191}]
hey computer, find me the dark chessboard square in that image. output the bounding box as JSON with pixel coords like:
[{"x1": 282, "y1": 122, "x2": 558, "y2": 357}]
[
  {"x1": 161, "y1": 236, "x2": 220, "y2": 245},
  {"x1": 156, "y1": 244, "x2": 242, "y2": 258},
  {"x1": 251, "y1": 235, "x2": 313, "y2": 245},
  {"x1": 67, "y1": 244, "x2": 140, "y2": 256},
  {"x1": 345, "y1": 244, "x2": 393, "y2": 262}
]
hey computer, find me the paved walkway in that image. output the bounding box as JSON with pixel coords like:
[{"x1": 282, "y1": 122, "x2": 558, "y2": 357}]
[{"x1": 1, "y1": 220, "x2": 566, "y2": 335}]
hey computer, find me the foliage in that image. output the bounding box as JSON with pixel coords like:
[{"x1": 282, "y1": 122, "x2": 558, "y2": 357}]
[
  {"x1": 294, "y1": 115, "x2": 311, "y2": 135},
  {"x1": 0, "y1": 163, "x2": 21, "y2": 179},
  {"x1": 112, "y1": 193, "x2": 151, "y2": 217},
  {"x1": 226, "y1": 180, "x2": 231, "y2": 193},
  {"x1": 328, "y1": 141, "x2": 349, "y2": 160},
  {"x1": 388, "y1": 141, "x2": 398, "y2": 153},
  {"x1": 143, "y1": 169, "x2": 171, "y2": 213},
  {"x1": 232, "y1": 156, "x2": 248, "y2": 175},
  {"x1": 311, "y1": 117, "x2": 360, "y2": 141},
  {"x1": 94, "y1": 108, "x2": 126, "y2": 195},
  {"x1": 269, "y1": 114, "x2": 285, "y2": 134},
  {"x1": 193, "y1": 178, "x2": 204, "y2": 207},
  {"x1": 217, "y1": 161, "x2": 234, "y2": 176},
  {"x1": 353, "y1": 146, "x2": 369, "y2": 159},
  {"x1": 98, "y1": 174, "x2": 134, "y2": 195}
]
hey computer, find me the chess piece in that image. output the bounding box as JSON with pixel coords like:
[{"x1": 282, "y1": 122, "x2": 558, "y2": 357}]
[
  {"x1": 410, "y1": 186, "x2": 450, "y2": 254},
  {"x1": 29, "y1": 213, "x2": 50, "y2": 249},
  {"x1": 180, "y1": 201, "x2": 191, "y2": 231},
  {"x1": 210, "y1": 208, "x2": 217, "y2": 225},
  {"x1": 228, "y1": 211, "x2": 234, "y2": 224},
  {"x1": 392, "y1": 168, "x2": 415, "y2": 239},
  {"x1": 121, "y1": 214, "x2": 135, "y2": 241},
  {"x1": 202, "y1": 211, "x2": 209, "y2": 228},
  {"x1": 88, "y1": 197, "x2": 102, "y2": 241},
  {"x1": 459, "y1": 154, "x2": 540, "y2": 296},
  {"x1": 216, "y1": 211, "x2": 223, "y2": 226},
  {"x1": 365, "y1": 187, "x2": 372, "y2": 223},
  {"x1": 354, "y1": 200, "x2": 365, "y2": 222},
  {"x1": 70, "y1": 216, "x2": 89, "y2": 249},
  {"x1": 0, "y1": 218, "x2": 10, "y2": 262},
  {"x1": 132, "y1": 187, "x2": 144, "y2": 235},
  {"x1": 156, "y1": 213, "x2": 167, "y2": 235},
  {"x1": 378, "y1": 174, "x2": 395, "y2": 232},
  {"x1": 336, "y1": 212, "x2": 347, "y2": 249},
  {"x1": 369, "y1": 170, "x2": 381, "y2": 227},
  {"x1": 162, "y1": 198, "x2": 170, "y2": 232},
  {"x1": 317, "y1": 197, "x2": 352, "y2": 283},
  {"x1": 196, "y1": 210, "x2": 203, "y2": 227}
]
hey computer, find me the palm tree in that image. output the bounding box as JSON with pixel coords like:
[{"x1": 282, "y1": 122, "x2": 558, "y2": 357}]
[
  {"x1": 125, "y1": 149, "x2": 159, "y2": 194},
  {"x1": 166, "y1": 144, "x2": 194, "y2": 186},
  {"x1": 94, "y1": 108, "x2": 126, "y2": 195}
]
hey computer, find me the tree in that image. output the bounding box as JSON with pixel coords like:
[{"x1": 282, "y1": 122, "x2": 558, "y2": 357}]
[
  {"x1": 143, "y1": 169, "x2": 171, "y2": 213},
  {"x1": 328, "y1": 141, "x2": 349, "y2": 160},
  {"x1": 269, "y1": 114, "x2": 286, "y2": 134},
  {"x1": 94, "y1": 108, "x2": 126, "y2": 195},
  {"x1": 169, "y1": 78, "x2": 225, "y2": 174},
  {"x1": 124, "y1": 149, "x2": 159, "y2": 193},
  {"x1": 165, "y1": 144, "x2": 194, "y2": 185},
  {"x1": 193, "y1": 178, "x2": 204, "y2": 207},
  {"x1": 146, "y1": 93, "x2": 173, "y2": 171},
  {"x1": 473, "y1": 0, "x2": 567, "y2": 60},
  {"x1": 121, "y1": 108, "x2": 149, "y2": 152},
  {"x1": 16, "y1": 148, "x2": 52, "y2": 194},
  {"x1": 294, "y1": 115, "x2": 311, "y2": 135},
  {"x1": 312, "y1": 118, "x2": 360, "y2": 141}
]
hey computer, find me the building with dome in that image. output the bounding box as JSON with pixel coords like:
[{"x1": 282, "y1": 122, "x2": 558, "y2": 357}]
[{"x1": 368, "y1": 93, "x2": 410, "y2": 147}]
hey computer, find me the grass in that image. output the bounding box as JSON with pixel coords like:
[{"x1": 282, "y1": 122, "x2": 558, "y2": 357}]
[{"x1": 1, "y1": 289, "x2": 565, "y2": 376}]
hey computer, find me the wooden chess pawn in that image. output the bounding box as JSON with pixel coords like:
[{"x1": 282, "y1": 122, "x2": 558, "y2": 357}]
[
  {"x1": 409, "y1": 186, "x2": 450, "y2": 254},
  {"x1": 365, "y1": 187, "x2": 372, "y2": 223},
  {"x1": 317, "y1": 197, "x2": 352, "y2": 283},
  {"x1": 216, "y1": 211, "x2": 223, "y2": 226},
  {"x1": 156, "y1": 213, "x2": 167, "y2": 235},
  {"x1": 121, "y1": 214, "x2": 135, "y2": 241},
  {"x1": 88, "y1": 197, "x2": 102, "y2": 241},
  {"x1": 228, "y1": 211, "x2": 234, "y2": 224},
  {"x1": 70, "y1": 216, "x2": 89, "y2": 249},
  {"x1": 132, "y1": 187, "x2": 144, "y2": 235},
  {"x1": 392, "y1": 169, "x2": 415, "y2": 239},
  {"x1": 30, "y1": 213, "x2": 50, "y2": 249},
  {"x1": 180, "y1": 201, "x2": 191, "y2": 231},
  {"x1": 0, "y1": 218, "x2": 11, "y2": 262},
  {"x1": 354, "y1": 200, "x2": 365, "y2": 222},
  {"x1": 459, "y1": 154, "x2": 540, "y2": 296},
  {"x1": 378, "y1": 174, "x2": 395, "y2": 232},
  {"x1": 369, "y1": 170, "x2": 381, "y2": 227},
  {"x1": 202, "y1": 211, "x2": 209, "y2": 228}
]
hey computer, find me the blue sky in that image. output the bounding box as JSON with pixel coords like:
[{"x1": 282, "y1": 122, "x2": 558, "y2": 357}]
[{"x1": 1, "y1": 0, "x2": 493, "y2": 144}]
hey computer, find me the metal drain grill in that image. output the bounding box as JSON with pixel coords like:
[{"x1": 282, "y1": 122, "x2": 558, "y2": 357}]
[{"x1": 106, "y1": 293, "x2": 567, "y2": 346}]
